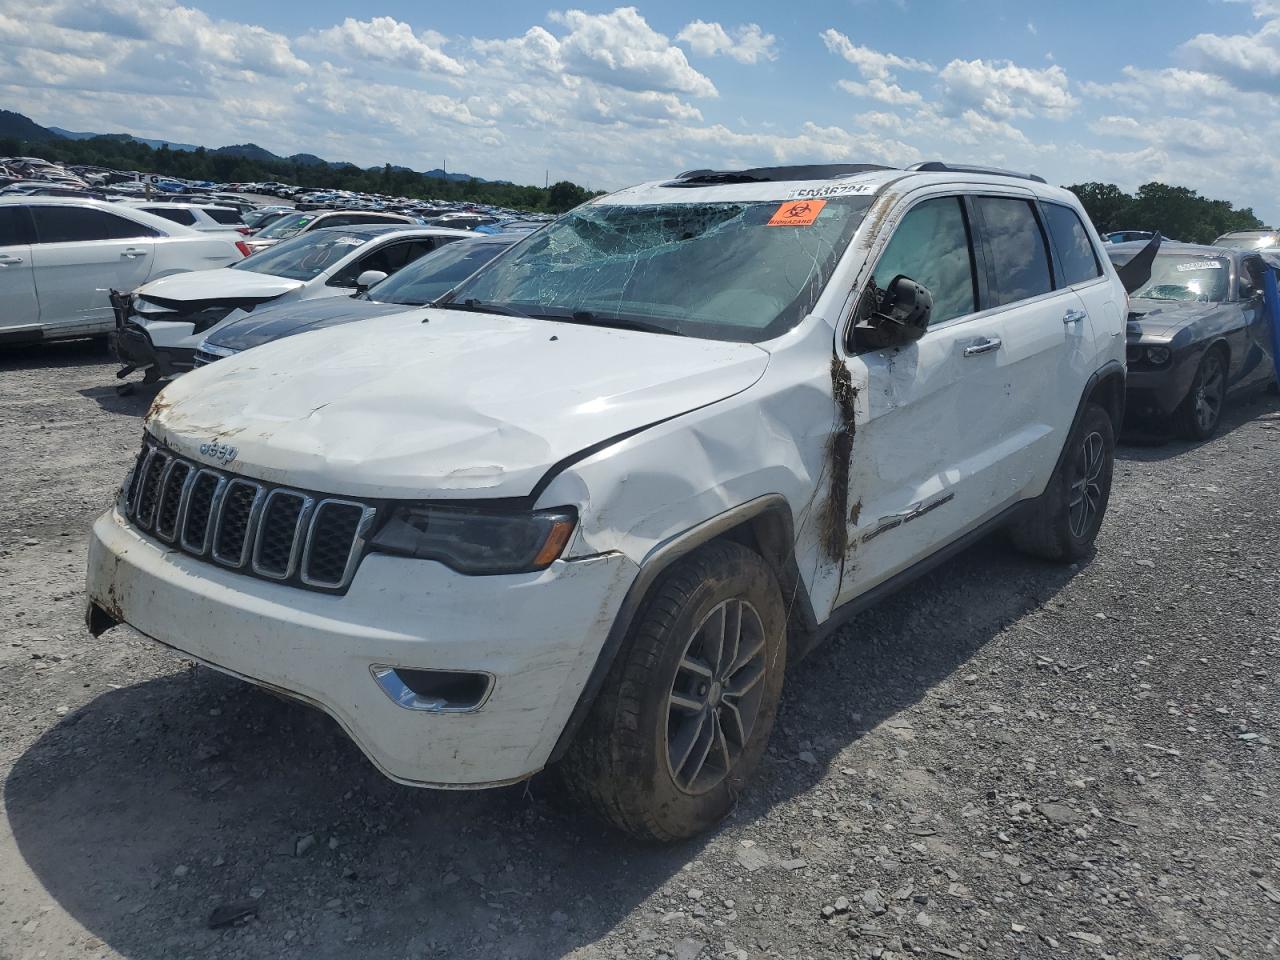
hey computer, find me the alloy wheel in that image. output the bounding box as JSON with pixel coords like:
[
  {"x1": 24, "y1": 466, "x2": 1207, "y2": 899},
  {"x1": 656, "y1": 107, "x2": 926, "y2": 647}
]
[
  {"x1": 1194, "y1": 352, "x2": 1226, "y2": 434},
  {"x1": 1068, "y1": 430, "x2": 1106, "y2": 539},
  {"x1": 665, "y1": 598, "x2": 768, "y2": 795}
]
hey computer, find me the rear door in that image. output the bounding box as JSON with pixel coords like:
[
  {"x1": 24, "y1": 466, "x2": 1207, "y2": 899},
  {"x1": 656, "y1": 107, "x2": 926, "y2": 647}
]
[
  {"x1": 324, "y1": 238, "x2": 448, "y2": 290},
  {"x1": 0, "y1": 205, "x2": 40, "y2": 338},
  {"x1": 968, "y1": 194, "x2": 1094, "y2": 498},
  {"x1": 29, "y1": 206, "x2": 159, "y2": 334}
]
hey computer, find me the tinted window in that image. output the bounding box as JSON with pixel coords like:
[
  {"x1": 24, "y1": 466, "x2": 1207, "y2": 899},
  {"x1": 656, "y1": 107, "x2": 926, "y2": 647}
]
[
  {"x1": 975, "y1": 197, "x2": 1053, "y2": 306},
  {"x1": 871, "y1": 197, "x2": 976, "y2": 325},
  {"x1": 328, "y1": 239, "x2": 437, "y2": 286},
  {"x1": 205, "y1": 208, "x2": 244, "y2": 225},
  {"x1": 143, "y1": 207, "x2": 197, "y2": 226},
  {"x1": 1043, "y1": 203, "x2": 1101, "y2": 286},
  {"x1": 0, "y1": 206, "x2": 33, "y2": 246},
  {"x1": 32, "y1": 207, "x2": 160, "y2": 243},
  {"x1": 370, "y1": 239, "x2": 511, "y2": 305}
]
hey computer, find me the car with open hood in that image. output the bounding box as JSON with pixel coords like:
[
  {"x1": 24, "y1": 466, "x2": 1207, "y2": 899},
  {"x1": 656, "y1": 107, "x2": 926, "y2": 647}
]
[
  {"x1": 87, "y1": 161, "x2": 1129, "y2": 840},
  {"x1": 193, "y1": 233, "x2": 519, "y2": 364},
  {"x1": 1107, "y1": 241, "x2": 1278, "y2": 439},
  {"x1": 111, "y1": 223, "x2": 473, "y2": 380}
]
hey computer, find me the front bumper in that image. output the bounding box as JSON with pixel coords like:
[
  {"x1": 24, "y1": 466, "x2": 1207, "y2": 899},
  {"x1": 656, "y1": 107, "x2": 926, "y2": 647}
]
[
  {"x1": 108, "y1": 291, "x2": 196, "y2": 378},
  {"x1": 1124, "y1": 347, "x2": 1200, "y2": 419},
  {"x1": 86, "y1": 507, "x2": 637, "y2": 787}
]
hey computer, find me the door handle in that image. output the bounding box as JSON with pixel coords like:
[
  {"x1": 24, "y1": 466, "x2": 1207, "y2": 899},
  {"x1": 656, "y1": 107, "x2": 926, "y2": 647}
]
[
  {"x1": 0, "y1": 254, "x2": 22, "y2": 265},
  {"x1": 963, "y1": 337, "x2": 1002, "y2": 357},
  {"x1": 1063, "y1": 309, "x2": 1088, "y2": 325},
  {"x1": 120, "y1": 248, "x2": 147, "y2": 258}
]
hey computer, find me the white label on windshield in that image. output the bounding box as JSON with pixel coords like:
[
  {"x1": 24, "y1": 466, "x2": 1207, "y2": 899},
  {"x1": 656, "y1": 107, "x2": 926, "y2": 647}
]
[
  {"x1": 1175, "y1": 261, "x2": 1222, "y2": 271},
  {"x1": 334, "y1": 237, "x2": 366, "y2": 246},
  {"x1": 785, "y1": 182, "x2": 877, "y2": 200}
]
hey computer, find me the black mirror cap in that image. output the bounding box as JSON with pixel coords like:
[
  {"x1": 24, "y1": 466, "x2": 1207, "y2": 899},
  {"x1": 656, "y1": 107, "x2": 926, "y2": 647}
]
[{"x1": 875, "y1": 275, "x2": 933, "y2": 343}]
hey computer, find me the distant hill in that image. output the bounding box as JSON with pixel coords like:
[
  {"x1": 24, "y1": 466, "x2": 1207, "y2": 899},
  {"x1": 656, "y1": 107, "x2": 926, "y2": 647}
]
[
  {"x1": 49, "y1": 127, "x2": 200, "y2": 152},
  {"x1": 0, "y1": 109, "x2": 63, "y2": 142},
  {"x1": 7, "y1": 108, "x2": 496, "y2": 182}
]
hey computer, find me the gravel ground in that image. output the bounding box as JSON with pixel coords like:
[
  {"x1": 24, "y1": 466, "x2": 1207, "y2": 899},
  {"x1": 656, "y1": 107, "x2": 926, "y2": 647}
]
[{"x1": 1, "y1": 340, "x2": 1277, "y2": 960}]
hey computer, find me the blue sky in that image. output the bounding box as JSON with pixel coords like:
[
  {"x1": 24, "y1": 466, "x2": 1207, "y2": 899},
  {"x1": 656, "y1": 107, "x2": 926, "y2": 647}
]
[{"x1": 2, "y1": 1, "x2": 1277, "y2": 223}]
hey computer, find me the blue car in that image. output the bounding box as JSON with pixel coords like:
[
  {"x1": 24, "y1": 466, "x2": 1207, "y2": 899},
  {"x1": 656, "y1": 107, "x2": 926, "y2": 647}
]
[{"x1": 193, "y1": 233, "x2": 518, "y2": 364}]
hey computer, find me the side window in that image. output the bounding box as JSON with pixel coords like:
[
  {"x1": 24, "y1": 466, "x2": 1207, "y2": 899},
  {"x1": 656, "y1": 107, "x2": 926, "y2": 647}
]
[
  {"x1": 973, "y1": 197, "x2": 1053, "y2": 306},
  {"x1": 329, "y1": 240, "x2": 436, "y2": 286},
  {"x1": 871, "y1": 196, "x2": 976, "y2": 325},
  {"x1": 31, "y1": 207, "x2": 160, "y2": 243},
  {"x1": 204, "y1": 208, "x2": 244, "y2": 225},
  {"x1": 0, "y1": 206, "x2": 33, "y2": 246},
  {"x1": 144, "y1": 208, "x2": 197, "y2": 226},
  {"x1": 1042, "y1": 202, "x2": 1102, "y2": 287}
]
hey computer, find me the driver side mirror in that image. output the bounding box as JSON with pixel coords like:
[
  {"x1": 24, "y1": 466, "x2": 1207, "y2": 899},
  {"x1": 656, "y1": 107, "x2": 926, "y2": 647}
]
[
  {"x1": 873, "y1": 275, "x2": 933, "y2": 344},
  {"x1": 355, "y1": 269, "x2": 388, "y2": 291}
]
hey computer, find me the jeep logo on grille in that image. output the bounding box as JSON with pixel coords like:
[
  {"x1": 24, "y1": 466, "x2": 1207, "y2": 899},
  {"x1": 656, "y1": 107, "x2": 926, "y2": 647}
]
[{"x1": 198, "y1": 440, "x2": 239, "y2": 466}]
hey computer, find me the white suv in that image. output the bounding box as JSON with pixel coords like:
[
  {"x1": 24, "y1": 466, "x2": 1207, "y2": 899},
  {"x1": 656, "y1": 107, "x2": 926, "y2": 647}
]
[{"x1": 85, "y1": 163, "x2": 1127, "y2": 840}]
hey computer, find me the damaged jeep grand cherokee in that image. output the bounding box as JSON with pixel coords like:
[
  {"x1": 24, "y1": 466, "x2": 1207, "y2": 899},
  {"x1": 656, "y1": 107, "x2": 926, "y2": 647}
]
[{"x1": 86, "y1": 162, "x2": 1127, "y2": 841}]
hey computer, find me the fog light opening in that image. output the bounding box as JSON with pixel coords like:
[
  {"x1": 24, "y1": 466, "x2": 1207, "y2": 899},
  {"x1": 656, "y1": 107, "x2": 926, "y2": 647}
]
[{"x1": 370, "y1": 665, "x2": 492, "y2": 712}]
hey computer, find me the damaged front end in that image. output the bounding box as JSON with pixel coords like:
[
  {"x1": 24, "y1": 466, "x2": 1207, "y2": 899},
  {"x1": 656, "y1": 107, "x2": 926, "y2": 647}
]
[{"x1": 108, "y1": 290, "x2": 262, "y2": 384}]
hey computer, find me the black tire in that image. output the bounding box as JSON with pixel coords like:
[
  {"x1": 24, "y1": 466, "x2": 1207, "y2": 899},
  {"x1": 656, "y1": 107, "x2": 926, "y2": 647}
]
[
  {"x1": 558, "y1": 540, "x2": 787, "y2": 842},
  {"x1": 1008, "y1": 403, "x2": 1115, "y2": 562},
  {"x1": 1173, "y1": 347, "x2": 1228, "y2": 441}
]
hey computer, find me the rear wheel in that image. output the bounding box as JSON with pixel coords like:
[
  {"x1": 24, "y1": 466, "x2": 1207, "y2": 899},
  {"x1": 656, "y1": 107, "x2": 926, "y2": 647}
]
[
  {"x1": 1009, "y1": 403, "x2": 1115, "y2": 561},
  {"x1": 558, "y1": 541, "x2": 786, "y2": 842},
  {"x1": 1173, "y1": 347, "x2": 1227, "y2": 441}
]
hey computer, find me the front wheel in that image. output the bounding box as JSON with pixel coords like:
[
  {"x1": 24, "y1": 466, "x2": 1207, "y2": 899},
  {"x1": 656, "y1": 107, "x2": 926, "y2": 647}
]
[
  {"x1": 1173, "y1": 347, "x2": 1227, "y2": 441},
  {"x1": 1009, "y1": 403, "x2": 1115, "y2": 562},
  {"x1": 558, "y1": 541, "x2": 786, "y2": 842}
]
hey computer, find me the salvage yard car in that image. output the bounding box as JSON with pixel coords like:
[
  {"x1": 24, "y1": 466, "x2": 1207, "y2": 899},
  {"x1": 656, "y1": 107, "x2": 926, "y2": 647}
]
[
  {"x1": 1108, "y1": 241, "x2": 1277, "y2": 439},
  {"x1": 0, "y1": 196, "x2": 246, "y2": 346},
  {"x1": 112, "y1": 224, "x2": 472, "y2": 380},
  {"x1": 242, "y1": 208, "x2": 414, "y2": 253},
  {"x1": 86, "y1": 162, "x2": 1128, "y2": 840},
  {"x1": 193, "y1": 233, "x2": 519, "y2": 365}
]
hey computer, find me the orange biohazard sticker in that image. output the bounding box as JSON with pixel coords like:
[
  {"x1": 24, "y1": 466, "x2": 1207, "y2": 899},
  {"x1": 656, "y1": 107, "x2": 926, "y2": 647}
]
[{"x1": 766, "y1": 199, "x2": 826, "y2": 226}]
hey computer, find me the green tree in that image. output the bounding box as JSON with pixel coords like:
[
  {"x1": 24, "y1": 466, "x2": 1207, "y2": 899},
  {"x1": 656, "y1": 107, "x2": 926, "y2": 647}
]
[
  {"x1": 1064, "y1": 182, "x2": 1131, "y2": 234},
  {"x1": 547, "y1": 180, "x2": 590, "y2": 213}
]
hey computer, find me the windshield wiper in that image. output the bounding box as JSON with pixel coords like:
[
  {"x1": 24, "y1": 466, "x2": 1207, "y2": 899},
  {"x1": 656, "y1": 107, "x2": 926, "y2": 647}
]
[
  {"x1": 540, "y1": 310, "x2": 682, "y2": 336},
  {"x1": 433, "y1": 299, "x2": 533, "y2": 319}
]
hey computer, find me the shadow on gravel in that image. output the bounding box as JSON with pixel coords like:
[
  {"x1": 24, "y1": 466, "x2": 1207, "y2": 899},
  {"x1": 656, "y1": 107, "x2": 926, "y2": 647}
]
[
  {"x1": 5, "y1": 534, "x2": 1085, "y2": 959},
  {"x1": 1119, "y1": 389, "x2": 1280, "y2": 461},
  {"x1": 0, "y1": 336, "x2": 110, "y2": 370},
  {"x1": 76, "y1": 381, "x2": 164, "y2": 417}
]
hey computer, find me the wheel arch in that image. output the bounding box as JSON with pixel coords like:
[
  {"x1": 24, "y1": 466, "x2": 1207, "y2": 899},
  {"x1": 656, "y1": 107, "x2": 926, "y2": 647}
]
[{"x1": 547, "y1": 494, "x2": 817, "y2": 764}]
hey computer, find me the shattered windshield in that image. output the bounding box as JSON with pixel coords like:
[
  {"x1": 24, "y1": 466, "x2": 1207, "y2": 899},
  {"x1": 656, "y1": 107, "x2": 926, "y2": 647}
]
[
  {"x1": 254, "y1": 212, "x2": 317, "y2": 240},
  {"x1": 1132, "y1": 255, "x2": 1231, "y2": 303},
  {"x1": 231, "y1": 230, "x2": 367, "y2": 281},
  {"x1": 446, "y1": 197, "x2": 874, "y2": 341}
]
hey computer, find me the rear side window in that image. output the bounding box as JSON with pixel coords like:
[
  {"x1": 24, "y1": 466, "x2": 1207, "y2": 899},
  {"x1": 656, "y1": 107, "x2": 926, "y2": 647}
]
[
  {"x1": 0, "y1": 206, "x2": 33, "y2": 246},
  {"x1": 31, "y1": 207, "x2": 160, "y2": 243},
  {"x1": 205, "y1": 208, "x2": 244, "y2": 225},
  {"x1": 974, "y1": 197, "x2": 1053, "y2": 306},
  {"x1": 871, "y1": 196, "x2": 976, "y2": 325},
  {"x1": 1042, "y1": 203, "x2": 1102, "y2": 286},
  {"x1": 143, "y1": 207, "x2": 197, "y2": 226}
]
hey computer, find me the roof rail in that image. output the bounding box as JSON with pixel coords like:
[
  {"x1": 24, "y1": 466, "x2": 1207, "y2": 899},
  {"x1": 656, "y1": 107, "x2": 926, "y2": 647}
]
[
  {"x1": 666, "y1": 163, "x2": 894, "y2": 187},
  {"x1": 907, "y1": 161, "x2": 1046, "y2": 184}
]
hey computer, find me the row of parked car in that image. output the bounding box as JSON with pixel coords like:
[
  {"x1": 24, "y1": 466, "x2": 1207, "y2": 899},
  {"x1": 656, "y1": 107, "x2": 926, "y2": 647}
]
[{"x1": 7, "y1": 158, "x2": 1275, "y2": 841}]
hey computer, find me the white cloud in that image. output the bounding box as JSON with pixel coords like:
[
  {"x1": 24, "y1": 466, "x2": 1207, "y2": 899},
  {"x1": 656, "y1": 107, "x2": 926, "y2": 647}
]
[
  {"x1": 939, "y1": 58, "x2": 1077, "y2": 119},
  {"x1": 820, "y1": 29, "x2": 933, "y2": 79},
  {"x1": 1178, "y1": 13, "x2": 1280, "y2": 91},
  {"x1": 300, "y1": 17, "x2": 464, "y2": 76},
  {"x1": 837, "y1": 77, "x2": 923, "y2": 106},
  {"x1": 676, "y1": 20, "x2": 777, "y2": 64},
  {"x1": 550, "y1": 7, "x2": 716, "y2": 98}
]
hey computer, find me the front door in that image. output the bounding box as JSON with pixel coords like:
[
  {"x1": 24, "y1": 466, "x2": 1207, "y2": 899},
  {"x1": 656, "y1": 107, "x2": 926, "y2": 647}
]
[{"x1": 0, "y1": 205, "x2": 39, "y2": 338}]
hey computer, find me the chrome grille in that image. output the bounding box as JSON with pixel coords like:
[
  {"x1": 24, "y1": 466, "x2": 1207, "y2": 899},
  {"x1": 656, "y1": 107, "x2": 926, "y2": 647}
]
[{"x1": 123, "y1": 439, "x2": 375, "y2": 593}]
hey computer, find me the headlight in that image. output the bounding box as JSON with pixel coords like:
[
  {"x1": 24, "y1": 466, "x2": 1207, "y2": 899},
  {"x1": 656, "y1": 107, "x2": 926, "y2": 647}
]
[
  {"x1": 1145, "y1": 345, "x2": 1172, "y2": 366},
  {"x1": 369, "y1": 504, "x2": 577, "y2": 575}
]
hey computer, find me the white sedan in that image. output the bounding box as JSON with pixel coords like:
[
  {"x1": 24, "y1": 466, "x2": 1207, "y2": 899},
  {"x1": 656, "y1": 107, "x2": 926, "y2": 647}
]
[
  {"x1": 0, "y1": 197, "x2": 247, "y2": 346},
  {"x1": 114, "y1": 224, "x2": 472, "y2": 380}
]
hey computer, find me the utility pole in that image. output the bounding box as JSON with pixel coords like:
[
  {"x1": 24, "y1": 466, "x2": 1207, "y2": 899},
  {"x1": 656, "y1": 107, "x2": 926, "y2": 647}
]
[{"x1": 545, "y1": 169, "x2": 549, "y2": 189}]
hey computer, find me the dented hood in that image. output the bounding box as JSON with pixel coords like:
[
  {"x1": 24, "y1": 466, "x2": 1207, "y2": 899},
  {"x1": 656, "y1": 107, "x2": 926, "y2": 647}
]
[
  {"x1": 146, "y1": 309, "x2": 771, "y2": 500},
  {"x1": 135, "y1": 267, "x2": 304, "y2": 307}
]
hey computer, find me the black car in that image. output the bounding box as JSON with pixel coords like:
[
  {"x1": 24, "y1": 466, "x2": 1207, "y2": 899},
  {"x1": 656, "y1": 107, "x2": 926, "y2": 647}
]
[
  {"x1": 1107, "y1": 241, "x2": 1277, "y2": 439},
  {"x1": 194, "y1": 233, "x2": 518, "y2": 364}
]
